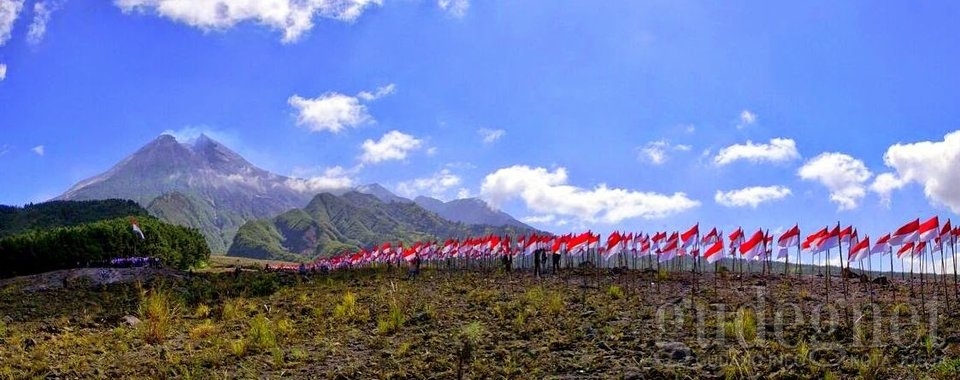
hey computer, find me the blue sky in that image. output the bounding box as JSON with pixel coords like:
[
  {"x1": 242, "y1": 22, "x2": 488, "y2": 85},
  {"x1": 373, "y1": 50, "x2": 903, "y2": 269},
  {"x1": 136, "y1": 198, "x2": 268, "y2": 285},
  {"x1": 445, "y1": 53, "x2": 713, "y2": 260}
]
[{"x1": 2, "y1": 0, "x2": 960, "y2": 242}]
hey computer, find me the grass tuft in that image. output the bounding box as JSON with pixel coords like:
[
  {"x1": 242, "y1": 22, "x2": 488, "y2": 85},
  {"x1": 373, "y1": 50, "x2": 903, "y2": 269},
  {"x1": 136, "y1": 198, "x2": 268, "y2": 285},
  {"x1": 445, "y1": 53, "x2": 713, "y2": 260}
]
[
  {"x1": 248, "y1": 314, "x2": 277, "y2": 351},
  {"x1": 607, "y1": 285, "x2": 625, "y2": 300},
  {"x1": 138, "y1": 289, "x2": 177, "y2": 344}
]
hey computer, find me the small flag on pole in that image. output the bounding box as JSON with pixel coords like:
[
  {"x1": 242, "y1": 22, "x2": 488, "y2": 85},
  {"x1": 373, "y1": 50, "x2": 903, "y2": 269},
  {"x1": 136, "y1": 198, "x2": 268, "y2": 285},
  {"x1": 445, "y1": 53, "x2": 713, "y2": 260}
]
[{"x1": 130, "y1": 218, "x2": 145, "y2": 240}]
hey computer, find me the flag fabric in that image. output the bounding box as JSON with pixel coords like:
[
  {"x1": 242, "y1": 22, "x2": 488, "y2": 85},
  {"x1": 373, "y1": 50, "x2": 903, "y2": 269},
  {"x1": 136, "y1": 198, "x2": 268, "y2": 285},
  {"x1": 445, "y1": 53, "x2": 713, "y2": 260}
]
[
  {"x1": 131, "y1": 219, "x2": 145, "y2": 240},
  {"x1": 897, "y1": 242, "x2": 915, "y2": 258},
  {"x1": 871, "y1": 233, "x2": 891, "y2": 255},
  {"x1": 704, "y1": 239, "x2": 724, "y2": 263},
  {"x1": 658, "y1": 238, "x2": 678, "y2": 263},
  {"x1": 802, "y1": 227, "x2": 828, "y2": 253},
  {"x1": 849, "y1": 237, "x2": 869, "y2": 261},
  {"x1": 817, "y1": 225, "x2": 841, "y2": 252},
  {"x1": 918, "y1": 216, "x2": 940, "y2": 242},
  {"x1": 838, "y1": 225, "x2": 854, "y2": 244},
  {"x1": 681, "y1": 223, "x2": 699, "y2": 248},
  {"x1": 940, "y1": 220, "x2": 952, "y2": 240},
  {"x1": 778, "y1": 224, "x2": 800, "y2": 248},
  {"x1": 890, "y1": 218, "x2": 920, "y2": 246},
  {"x1": 728, "y1": 228, "x2": 744, "y2": 247},
  {"x1": 739, "y1": 230, "x2": 764, "y2": 260},
  {"x1": 701, "y1": 227, "x2": 719, "y2": 245}
]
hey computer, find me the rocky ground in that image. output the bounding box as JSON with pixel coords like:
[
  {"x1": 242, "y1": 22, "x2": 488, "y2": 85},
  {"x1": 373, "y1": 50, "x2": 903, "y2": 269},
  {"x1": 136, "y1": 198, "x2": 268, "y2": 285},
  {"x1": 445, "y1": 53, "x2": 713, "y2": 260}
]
[{"x1": 1, "y1": 265, "x2": 960, "y2": 379}]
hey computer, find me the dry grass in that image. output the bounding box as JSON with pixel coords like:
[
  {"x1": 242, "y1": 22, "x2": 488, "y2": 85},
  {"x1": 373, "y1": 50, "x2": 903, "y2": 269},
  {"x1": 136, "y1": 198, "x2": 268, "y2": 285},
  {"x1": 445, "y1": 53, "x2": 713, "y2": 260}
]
[{"x1": 0, "y1": 267, "x2": 955, "y2": 378}]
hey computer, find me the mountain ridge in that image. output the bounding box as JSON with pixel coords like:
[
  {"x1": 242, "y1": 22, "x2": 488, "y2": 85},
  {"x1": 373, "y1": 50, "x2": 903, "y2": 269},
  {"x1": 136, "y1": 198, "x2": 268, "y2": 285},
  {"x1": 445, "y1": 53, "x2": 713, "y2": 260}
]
[
  {"x1": 227, "y1": 190, "x2": 544, "y2": 261},
  {"x1": 55, "y1": 134, "x2": 536, "y2": 253}
]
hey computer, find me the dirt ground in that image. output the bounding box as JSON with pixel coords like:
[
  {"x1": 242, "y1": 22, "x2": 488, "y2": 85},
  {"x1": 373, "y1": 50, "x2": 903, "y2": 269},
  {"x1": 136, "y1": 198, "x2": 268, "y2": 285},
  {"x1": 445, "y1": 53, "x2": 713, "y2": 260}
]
[{"x1": 1, "y1": 265, "x2": 959, "y2": 379}]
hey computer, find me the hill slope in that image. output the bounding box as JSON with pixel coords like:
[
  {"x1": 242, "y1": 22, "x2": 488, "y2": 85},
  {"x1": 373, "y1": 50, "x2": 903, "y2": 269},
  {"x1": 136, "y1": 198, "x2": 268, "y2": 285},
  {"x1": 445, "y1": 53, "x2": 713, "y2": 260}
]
[
  {"x1": 55, "y1": 134, "x2": 317, "y2": 252},
  {"x1": 228, "y1": 191, "x2": 542, "y2": 261},
  {"x1": 414, "y1": 196, "x2": 533, "y2": 229},
  {"x1": 0, "y1": 199, "x2": 148, "y2": 238}
]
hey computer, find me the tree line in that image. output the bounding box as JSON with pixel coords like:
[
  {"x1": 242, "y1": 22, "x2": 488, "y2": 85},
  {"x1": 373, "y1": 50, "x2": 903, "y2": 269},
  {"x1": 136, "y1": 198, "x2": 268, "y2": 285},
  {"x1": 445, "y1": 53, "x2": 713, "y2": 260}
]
[{"x1": 0, "y1": 216, "x2": 210, "y2": 278}]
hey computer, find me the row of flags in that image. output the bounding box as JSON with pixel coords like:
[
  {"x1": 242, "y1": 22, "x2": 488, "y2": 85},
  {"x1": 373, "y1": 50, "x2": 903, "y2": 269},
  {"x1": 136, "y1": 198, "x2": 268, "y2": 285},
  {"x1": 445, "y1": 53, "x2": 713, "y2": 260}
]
[{"x1": 248, "y1": 217, "x2": 960, "y2": 272}]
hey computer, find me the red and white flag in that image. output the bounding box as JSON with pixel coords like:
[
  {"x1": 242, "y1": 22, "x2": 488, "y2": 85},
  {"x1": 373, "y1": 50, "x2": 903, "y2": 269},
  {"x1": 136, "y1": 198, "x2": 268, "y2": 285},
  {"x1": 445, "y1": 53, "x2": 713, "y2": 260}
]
[
  {"x1": 658, "y1": 238, "x2": 679, "y2": 263},
  {"x1": 704, "y1": 239, "x2": 724, "y2": 264},
  {"x1": 728, "y1": 228, "x2": 744, "y2": 247},
  {"x1": 849, "y1": 237, "x2": 870, "y2": 262},
  {"x1": 739, "y1": 230, "x2": 764, "y2": 260},
  {"x1": 890, "y1": 218, "x2": 920, "y2": 246},
  {"x1": 701, "y1": 227, "x2": 719, "y2": 245},
  {"x1": 871, "y1": 233, "x2": 891, "y2": 255},
  {"x1": 918, "y1": 216, "x2": 940, "y2": 242},
  {"x1": 681, "y1": 223, "x2": 699, "y2": 248},
  {"x1": 897, "y1": 242, "x2": 915, "y2": 258},
  {"x1": 130, "y1": 218, "x2": 145, "y2": 240}
]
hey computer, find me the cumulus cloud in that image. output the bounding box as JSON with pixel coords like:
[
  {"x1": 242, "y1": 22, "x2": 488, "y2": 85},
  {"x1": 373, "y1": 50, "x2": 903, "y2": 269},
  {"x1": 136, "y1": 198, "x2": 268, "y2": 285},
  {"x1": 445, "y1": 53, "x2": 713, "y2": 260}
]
[
  {"x1": 713, "y1": 138, "x2": 800, "y2": 166},
  {"x1": 715, "y1": 185, "x2": 792, "y2": 208},
  {"x1": 286, "y1": 166, "x2": 354, "y2": 193},
  {"x1": 114, "y1": 0, "x2": 382, "y2": 43},
  {"x1": 437, "y1": 0, "x2": 468, "y2": 18},
  {"x1": 798, "y1": 152, "x2": 872, "y2": 210},
  {"x1": 869, "y1": 172, "x2": 908, "y2": 207},
  {"x1": 480, "y1": 165, "x2": 699, "y2": 224},
  {"x1": 288, "y1": 93, "x2": 369, "y2": 133},
  {"x1": 396, "y1": 169, "x2": 462, "y2": 200},
  {"x1": 738, "y1": 109, "x2": 757, "y2": 129},
  {"x1": 521, "y1": 215, "x2": 556, "y2": 224},
  {"x1": 638, "y1": 140, "x2": 691, "y2": 165},
  {"x1": 31, "y1": 145, "x2": 44, "y2": 156},
  {"x1": 288, "y1": 84, "x2": 394, "y2": 133},
  {"x1": 0, "y1": 63, "x2": 6, "y2": 80},
  {"x1": 0, "y1": 0, "x2": 24, "y2": 46},
  {"x1": 874, "y1": 130, "x2": 960, "y2": 213},
  {"x1": 357, "y1": 83, "x2": 395, "y2": 101},
  {"x1": 27, "y1": 1, "x2": 59, "y2": 44},
  {"x1": 360, "y1": 130, "x2": 423, "y2": 164},
  {"x1": 478, "y1": 128, "x2": 505, "y2": 144}
]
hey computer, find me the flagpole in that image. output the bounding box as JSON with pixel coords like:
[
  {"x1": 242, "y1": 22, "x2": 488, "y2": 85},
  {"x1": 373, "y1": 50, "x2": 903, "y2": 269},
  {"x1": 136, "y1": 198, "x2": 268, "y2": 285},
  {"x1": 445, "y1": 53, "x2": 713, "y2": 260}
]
[
  {"x1": 953, "y1": 232, "x2": 959, "y2": 302},
  {"x1": 940, "y1": 238, "x2": 949, "y2": 308}
]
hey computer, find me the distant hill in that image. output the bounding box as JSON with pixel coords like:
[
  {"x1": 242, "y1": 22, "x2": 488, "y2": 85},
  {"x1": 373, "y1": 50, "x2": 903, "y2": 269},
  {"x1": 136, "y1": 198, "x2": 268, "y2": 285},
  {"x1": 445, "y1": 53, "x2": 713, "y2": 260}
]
[
  {"x1": 228, "y1": 191, "x2": 543, "y2": 261},
  {"x1": 55, "y1": 134, "x2": 535, "y2": 254},
  {"x1": 0, "y1": 199, "x2": 148, "y2": 238},
  {"x1": 55, "y1": 134, "x2": 320, "y2": 253},
  {"x1": 414, "y1": 196, "x2": 533, "y2": 230}
]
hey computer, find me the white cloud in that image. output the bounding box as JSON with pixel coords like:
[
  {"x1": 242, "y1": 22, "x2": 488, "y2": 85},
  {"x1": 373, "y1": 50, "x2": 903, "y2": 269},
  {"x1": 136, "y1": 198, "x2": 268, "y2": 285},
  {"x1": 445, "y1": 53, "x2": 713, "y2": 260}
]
[
  {"x1": 521, "y1": 214, "x2": 555, "y2": 224},
  {"x1": 438, "y1": 0, "x2": 468, "y2": 18},
  {"x1": 480, "y1": 165, "x2": 699, "y2": 224},
  {"x1": 0, "y1": 63, "x2": 6, "y2": 81},
  {"x1": 478, "y1": 128, "x2": 505, "y2": 144},
  {"x1": 0, "y1": 0, "x2": 23, "y2": 47},
  {"x1": 286, "y1": 165, "x2": 354, "y2": 193},
  {"x1": 360, "y1": 130, "x2": 423, "y2": 164},
  {"x1": 683, "y1": 124, "x2": 696, "y2": 134},
  {"x1": 114, "y1": 0, "x2": 382, "y2": 43},
  {"x1": 715, "y1": 185, "x2": 792, "y2": 208},
  {"x1": 638, "y1": 140, "x2": 691, "y2": 165},
  {"x1": 456, "y1": 187, "x2": 471, "y2": 199},
  {"x1": 396, "y1": 169, "x2": 462, "y2": 200},
  {"x1": 289, "y1": 84, "x2": 394, "y2": 133},
  {"x1": 713, "y1": 138, "x2": 800, "y2": 166},
  {"x1": 875, "y1": 130, "x2": 960, "y2": 213},
  {"x1": 289, "y1": 93, "x2": 369, "y2": 133},
  {"x1": 357, "y1": 83, "x2": 395, "y2": 101},
  {"x1": 31, "y1": 145, "x2": 44, "y2": 156},
  {"x1": 26, "y1": 1, "x2": 58, "y2": 44},
  {"x1": 869, "y1": 172, "x2": 907, "y2": 207},
  {"x1": 738, "y1": 109, "x2": 757, "y2": 129},
  {"x1": 797, "y1": 152, "x2": 872, "y2": 210}
]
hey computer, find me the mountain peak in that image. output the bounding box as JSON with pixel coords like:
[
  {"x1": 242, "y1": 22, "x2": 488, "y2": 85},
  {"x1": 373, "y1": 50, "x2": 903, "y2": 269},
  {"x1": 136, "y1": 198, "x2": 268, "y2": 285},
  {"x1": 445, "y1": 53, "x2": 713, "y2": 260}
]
[{"x1": 355, "y1": 183, "x2": 411, "y2": 203}]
